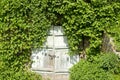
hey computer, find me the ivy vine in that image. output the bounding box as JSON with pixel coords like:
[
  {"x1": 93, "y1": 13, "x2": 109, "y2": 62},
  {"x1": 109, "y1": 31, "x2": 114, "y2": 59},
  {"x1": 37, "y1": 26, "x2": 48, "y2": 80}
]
[
  {"x1": 0, "y1": 0, "x2": 120, "y2": 79},
  {"x1": 0, "y1": 0, "x2": 50, "y2": 79}
]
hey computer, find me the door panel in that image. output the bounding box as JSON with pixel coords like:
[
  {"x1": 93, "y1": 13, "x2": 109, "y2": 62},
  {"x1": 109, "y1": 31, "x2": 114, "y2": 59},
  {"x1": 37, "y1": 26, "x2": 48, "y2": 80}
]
[
  {"x1": 31, "y1": 49, "x2": 54, "y2": 71},
  {"x1": 55, "y1": 49, "x2": 70, "y2": 72},
  {"x1": 31, "y1": 26, "x2": 79, "y2": 75},
  {"x1": 31, "y1": 49, "x2": 44, "y2": 69},
  {"x1": 54, "y1": 36, "x2": 68, "y2": 48},
  {"x1": 46, "y1": 36, "x2": 54, "y2": 48}
]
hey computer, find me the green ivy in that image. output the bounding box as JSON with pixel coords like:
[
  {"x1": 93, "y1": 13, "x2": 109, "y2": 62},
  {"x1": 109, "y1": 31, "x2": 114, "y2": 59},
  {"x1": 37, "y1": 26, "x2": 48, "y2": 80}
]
[
  {"x1": 0, "y1": 0, "x2": 50, "y2": 79},
  {"x1": 70, "y1": 53, "x2": 120, "y2": 80},
  {"x1": 0, "y1": 0, "x2": 120, "y2": 79},
  {"x1": 61, "y1": 0, "x2": 120, "y2": 55}
]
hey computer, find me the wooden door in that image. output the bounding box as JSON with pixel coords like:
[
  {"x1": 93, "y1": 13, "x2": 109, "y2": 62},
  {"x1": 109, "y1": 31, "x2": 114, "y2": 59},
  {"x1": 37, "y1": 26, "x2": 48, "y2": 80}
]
[
  {"x1": 31, "y1": 49, "x2": 55, "y2": 71},
  {"x1": 31, "y1": 26, "x2": 79, "y2": 79}
]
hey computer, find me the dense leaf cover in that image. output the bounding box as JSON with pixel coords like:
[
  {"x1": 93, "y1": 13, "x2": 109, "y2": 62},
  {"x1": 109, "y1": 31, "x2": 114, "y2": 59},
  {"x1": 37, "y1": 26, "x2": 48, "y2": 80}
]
[
  {"x1": 61, "y1": 0, "x2": 120, "y2": 54},
  {"x1": 0, "y1": 0, "x2": 120, "y2": 79},
  {"x1": 0, "y1": 0, "x2": 50, "y2": 79},
  {"x1": 70, "y1": 53, "x2": 120, "y2": 80}
]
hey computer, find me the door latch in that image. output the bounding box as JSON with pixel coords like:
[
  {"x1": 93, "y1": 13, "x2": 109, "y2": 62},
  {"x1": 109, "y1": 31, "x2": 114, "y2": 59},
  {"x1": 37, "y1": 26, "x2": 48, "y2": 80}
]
[{"x1": 48, "y1": 54, "x2": 56, "y2": 59}]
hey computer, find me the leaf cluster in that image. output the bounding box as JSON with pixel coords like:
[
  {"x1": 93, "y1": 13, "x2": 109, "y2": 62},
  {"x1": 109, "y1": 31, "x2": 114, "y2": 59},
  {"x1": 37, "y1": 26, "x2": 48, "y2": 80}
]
[
  {"x1": 0, "y1": 0, "x2": 50, "y2": 79},
  {"x1": 70, "y1": 53, "x2": 120, "y2": 80},
  {"x1": 0, "y1": 0, "x2": 120, "y2": 79},
  {"x1": 38, "y1": 0, "x2": 120, "y2": 55}
]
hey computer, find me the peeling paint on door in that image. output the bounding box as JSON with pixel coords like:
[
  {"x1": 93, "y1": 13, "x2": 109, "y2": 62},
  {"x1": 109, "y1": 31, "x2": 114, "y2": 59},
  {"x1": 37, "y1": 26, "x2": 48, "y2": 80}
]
[{"x1": 31, "y1": 26, "x2": 79, "y2": 80}]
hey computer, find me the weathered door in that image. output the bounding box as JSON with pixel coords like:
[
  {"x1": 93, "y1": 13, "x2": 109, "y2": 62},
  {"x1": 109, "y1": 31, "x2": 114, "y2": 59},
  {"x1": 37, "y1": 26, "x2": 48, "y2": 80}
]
[{"x1": 31, "y1": 26, "x2": 79, "y2": 80}]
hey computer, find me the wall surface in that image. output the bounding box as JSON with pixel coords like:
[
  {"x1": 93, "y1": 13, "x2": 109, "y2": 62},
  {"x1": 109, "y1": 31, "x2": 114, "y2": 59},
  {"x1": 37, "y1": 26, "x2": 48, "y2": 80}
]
[{"x1": 102, "y1": 32, "x2": 120, "y2": 56}]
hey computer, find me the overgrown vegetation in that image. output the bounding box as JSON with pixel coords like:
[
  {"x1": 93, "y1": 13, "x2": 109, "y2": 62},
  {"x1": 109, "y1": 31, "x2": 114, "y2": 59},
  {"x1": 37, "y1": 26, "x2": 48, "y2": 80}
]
[
  {"x1": 70, "y1": 53, "x2": 120, "y2": 80},
  {"x1": 0, "y1": 0, "x2": 50, "y2": 79},
  {"x1": 109, "y1": 23, "x2": 120, "y2": 51},
  {"x1": 61, "y1": 0, "x2": 120, "y2": 55},
  {"x1": 0, "y1": 67, "x2": 42, "y2": 80},
  {"x1": 0, "y1": 0, "x2": 120, "y2": 80}
]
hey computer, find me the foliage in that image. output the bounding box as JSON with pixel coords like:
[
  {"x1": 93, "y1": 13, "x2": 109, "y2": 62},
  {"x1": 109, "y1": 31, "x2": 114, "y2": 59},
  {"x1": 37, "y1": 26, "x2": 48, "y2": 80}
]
[
  {"x1": 70, "y1": 53, "x2": 120, "y2": 80},
  {"x1": 0, "y1": 0, "x2": 120, "y2": 79},
  {"x1": 112, "y1": 74, "x2": 120, "y2": 80},
  {"x1": 61, "y1": 0, "x2": 120, "y2": 55},
  {"x1": 108, "y1": 14, "x2": 120, "y2": 51},
  {"x1": 0, "y1": 0, "x2": 50, "y2": 79},
  {"x1": 35, "y1": 0, "x2": 120, "y2": 55},
  {"x1": 70, "y1": 60, "x2": 112, "y2": 80},
  {"x1": 91, "y1": 53, "x2": 120, "y2": 74},
  {"x1": 0, "y1": 67, "x2": 42, "y2": 80}
]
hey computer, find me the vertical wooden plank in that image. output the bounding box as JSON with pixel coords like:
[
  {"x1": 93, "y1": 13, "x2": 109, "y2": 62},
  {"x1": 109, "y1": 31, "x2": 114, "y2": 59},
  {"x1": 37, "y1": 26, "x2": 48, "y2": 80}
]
[
  {"x1": 46, "y1": 36, "x2": 54, "y2": 48},
  {"x1": 31, "y1": 49, "x2": 44, "y2": 69},
  {"x1": 55, "y1": 49, "x2": 70, "y2": 72},
  {"x1": 31, "y1": 49, "x2": 54, "y2": 71},
  {"x1": 44, "y1": 50, "x2": 54, "y2": 69},
  {"x1": 54, "y1": 36, "x2": 68, "y2": 48}
]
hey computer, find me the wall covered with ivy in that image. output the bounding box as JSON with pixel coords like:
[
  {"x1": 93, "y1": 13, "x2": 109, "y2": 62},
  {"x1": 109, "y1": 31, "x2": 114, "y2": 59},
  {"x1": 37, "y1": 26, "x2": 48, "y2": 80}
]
[
  {"x1": 0, "y1": 0, "x2": 120, "y2": 79},
  {"x1": 0, "y1": 0, "x2": 50, "y2": 79}
]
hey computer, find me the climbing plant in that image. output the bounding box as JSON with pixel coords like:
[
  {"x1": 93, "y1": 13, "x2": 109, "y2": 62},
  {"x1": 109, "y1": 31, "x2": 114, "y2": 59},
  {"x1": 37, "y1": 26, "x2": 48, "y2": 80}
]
[
  {"x1": 36, "y1": 0, "x2": 120, "y2": 55},
  {"x1": 0, "y1": 0, "x2": 50, "y2": 79},
  {"x1": 70, "y1": 53, "x2": 120, "y2": 80},
  {"x1": 0, "y1": 0, "x2": 120, "y2": 79},
  {"x1": 60, "y1": 0, "x2": 120, "y2": 55}
]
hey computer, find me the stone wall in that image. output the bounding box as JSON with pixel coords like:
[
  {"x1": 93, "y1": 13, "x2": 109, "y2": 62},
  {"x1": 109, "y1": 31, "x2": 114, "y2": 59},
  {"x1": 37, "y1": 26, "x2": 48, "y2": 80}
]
[{"x1": 102, "y1": 32, "x2": 120, "y2": 56}]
